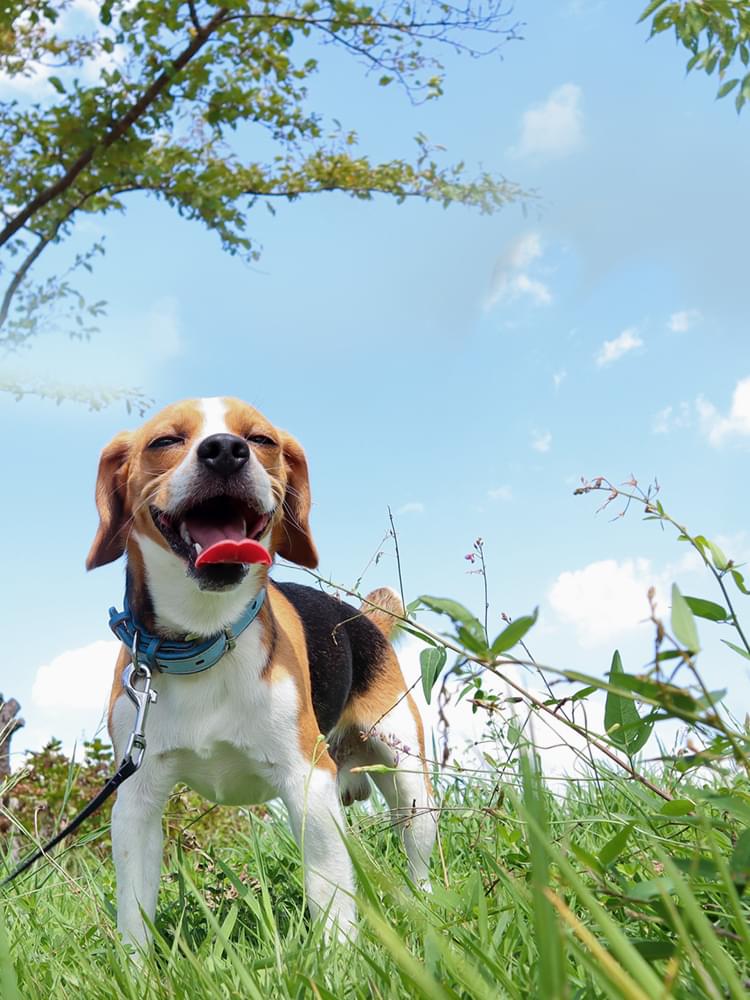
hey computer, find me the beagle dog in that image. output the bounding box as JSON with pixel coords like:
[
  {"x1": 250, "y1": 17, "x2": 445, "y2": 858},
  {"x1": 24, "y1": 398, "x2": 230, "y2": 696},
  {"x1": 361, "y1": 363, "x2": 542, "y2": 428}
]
[{"x1": 87, "y1": 397, "x2": 435, "y2": 950}]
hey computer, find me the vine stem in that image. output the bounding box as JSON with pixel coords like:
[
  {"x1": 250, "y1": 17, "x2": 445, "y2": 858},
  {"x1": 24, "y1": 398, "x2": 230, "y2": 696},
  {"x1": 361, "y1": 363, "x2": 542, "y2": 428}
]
[{"x1": 290, "y1": 564, "x2": 675, "y2": 803}]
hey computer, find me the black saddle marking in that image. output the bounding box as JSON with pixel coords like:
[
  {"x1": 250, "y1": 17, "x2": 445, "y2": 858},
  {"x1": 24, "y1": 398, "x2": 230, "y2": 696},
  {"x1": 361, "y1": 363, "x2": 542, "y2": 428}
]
[{"x1": 272, "y1": 581, "x2": 389, "y2": 734}]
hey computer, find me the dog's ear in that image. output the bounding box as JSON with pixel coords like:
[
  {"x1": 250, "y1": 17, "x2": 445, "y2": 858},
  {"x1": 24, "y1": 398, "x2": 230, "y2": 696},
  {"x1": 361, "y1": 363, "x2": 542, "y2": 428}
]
[
  {"x1": 86, "y1": 431, "x2": 133, "y2": 570},
  {"x1": 276, "y1": 432, "x2": 318, "y2": 569}
]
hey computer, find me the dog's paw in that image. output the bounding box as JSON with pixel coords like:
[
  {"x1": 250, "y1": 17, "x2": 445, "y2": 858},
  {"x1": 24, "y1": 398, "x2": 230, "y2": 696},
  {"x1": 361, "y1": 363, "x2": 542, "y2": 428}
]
[{"x1": 338, "y1": 769, "x2": 371, "y2": 807}]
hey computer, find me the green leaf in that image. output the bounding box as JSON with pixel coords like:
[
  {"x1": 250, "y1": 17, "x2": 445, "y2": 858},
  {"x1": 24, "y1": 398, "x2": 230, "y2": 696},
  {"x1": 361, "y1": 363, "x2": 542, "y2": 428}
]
[
  {"x1": 683, "y1": 595, "x2": 729, "y2": 621},
  {"x1": 717, "y1": 78, "x2": 740, "y2": 98},
  {"x1": 731, "y1": 568, "x2": 749, "y2": 594},
  {"x1": 598, "y1": 822, "x2": 635, "y2": 867},
  {"x1": 638, "y1": 0, "x2": 668, "y2": 24},
  {"x1": 418, "y1": 595, "x2": 487, "y2": 652},
  {"x1": 489, "y1": 608, "x2": 538, "y2": 657},
  {"x1": 628, "y1": 877, "x2": 672, "y2": 901},
  {"x1": 419, "y1": 595, "x2": 482, "y2": 631},
  {"x1": 571, "y1": 685, "x2": 597, "y2": 702},
  {"x1": 631, "y1": 939, "x2": 676, "y2": 962},
  {"x1": 455, "y1": 625, "x2": 488, "y2": 656},
  {"x1": 570, "y1": 841, "x2": 604, "y2": 875},
  {"x1": 721, "y1": 639, "x2": 750, "y2": 660},
  {"x1": 706, "y1": 539, "x2": 729, "y2": 571},
  {"x1": 659, "y1": 799, "x2": 695, "y2": 816},
  {"x1": 730, "y1": 829, "x2": 750, "y2": 885},
  {"x1": 420, "y1": 646, "x2": 446, "y2": 704},
  {"x1": 48, "y1": 76, "x2": 65, "y2": 94},
  {"x1": 671, "y1": 584, "x2": 700, "y2": 653},
  {"x1": 604, "y1": 651, "x2": 653, "y2": 754},
  {"x1": 672, "y1": 855, "x2": 719, "y2": 880}
]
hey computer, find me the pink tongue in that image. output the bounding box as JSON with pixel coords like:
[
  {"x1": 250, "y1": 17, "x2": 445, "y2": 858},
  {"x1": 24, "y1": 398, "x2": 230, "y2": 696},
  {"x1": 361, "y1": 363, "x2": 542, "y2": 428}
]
[
  {"x1": 184, "y1": 511, "x2": 246, "y2": 549},
  {"x1": 195, "y1": 538, "x2": 272, "y2": 568}
]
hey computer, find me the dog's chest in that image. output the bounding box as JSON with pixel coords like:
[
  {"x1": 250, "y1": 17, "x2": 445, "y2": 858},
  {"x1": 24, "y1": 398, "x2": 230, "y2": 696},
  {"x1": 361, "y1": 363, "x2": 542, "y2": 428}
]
[{"x1": 114, "y1": 631, "x2": 305, "y2": 806}]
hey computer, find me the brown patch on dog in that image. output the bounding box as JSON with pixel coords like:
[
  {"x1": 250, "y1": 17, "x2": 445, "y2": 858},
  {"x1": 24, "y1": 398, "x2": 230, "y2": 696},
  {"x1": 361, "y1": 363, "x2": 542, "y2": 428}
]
[
  {"x1": 338, "y1": 644, "x2": 432, "y2": 795},
  {"x1": 266, "y1": 585, "x2": 335, "y2": 776},
  {"x1": 107, "y1": 645, "x2": 131, "y2": 735},
  {"x1": 87, "y1": 400, "x2": 205, "y2": 570},
  {"x1": 86, "y1": 431, "x2": 134, "y2": 569}
]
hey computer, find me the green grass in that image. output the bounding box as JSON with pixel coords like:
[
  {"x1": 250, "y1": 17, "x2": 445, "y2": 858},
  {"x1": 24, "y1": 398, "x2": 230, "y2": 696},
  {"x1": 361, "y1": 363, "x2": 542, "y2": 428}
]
[{"x1": 3, "y1": 763, "x2": 749, "y2": 999}]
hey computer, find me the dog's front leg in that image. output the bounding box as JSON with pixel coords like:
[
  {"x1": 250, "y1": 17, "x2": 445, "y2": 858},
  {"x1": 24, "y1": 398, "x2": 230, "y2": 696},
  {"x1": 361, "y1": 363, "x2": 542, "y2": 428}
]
[
  {"x1": 281, "y1": 764, "x2": 356, "y2": 940},
  {"x1": 111, "y1": 769, "x2": 171, "y2": 952}
]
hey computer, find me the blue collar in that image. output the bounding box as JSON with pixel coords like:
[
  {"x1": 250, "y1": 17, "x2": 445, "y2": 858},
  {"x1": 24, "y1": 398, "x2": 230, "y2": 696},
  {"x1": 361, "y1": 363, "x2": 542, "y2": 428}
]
[{"x1": 108, "y1": 588, "x2": 266, "y2": 675}]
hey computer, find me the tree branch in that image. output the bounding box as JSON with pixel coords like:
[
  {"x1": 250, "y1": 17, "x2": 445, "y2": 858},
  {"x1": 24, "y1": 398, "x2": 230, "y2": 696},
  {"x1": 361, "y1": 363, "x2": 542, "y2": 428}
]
[
  {"x1": 0, "y1": 6, "x2": 229, "y2": 251},
  {"x1": 0, "y1": 187, "x2": 108, "y2": 333},
  {"x1": 0, "y1": 233, "x2": 53, "y2": 331}
]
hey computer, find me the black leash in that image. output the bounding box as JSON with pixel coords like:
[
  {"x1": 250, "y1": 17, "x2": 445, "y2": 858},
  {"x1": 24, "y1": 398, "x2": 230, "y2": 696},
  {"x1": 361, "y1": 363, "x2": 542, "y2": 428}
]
[
  {"x1": 1, "y1": 757, "x2": 137, "y2": 888},
  {"x1": 1, "y1": 658, "x2": 156, "y2": 889}
]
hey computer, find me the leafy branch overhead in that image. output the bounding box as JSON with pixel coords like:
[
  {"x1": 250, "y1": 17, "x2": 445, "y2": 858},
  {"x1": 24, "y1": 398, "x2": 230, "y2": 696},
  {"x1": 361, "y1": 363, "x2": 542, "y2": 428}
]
[
  {"x1": 0, "y1": 0, "x2": 524, "y2": 348},
  {"x1": 640, "y1": 0, "x2": 750, "y2": 111}
]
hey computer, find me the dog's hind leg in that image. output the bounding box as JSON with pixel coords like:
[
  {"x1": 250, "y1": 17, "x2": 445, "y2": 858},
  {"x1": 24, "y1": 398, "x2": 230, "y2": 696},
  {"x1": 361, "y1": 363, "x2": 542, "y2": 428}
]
[
  {"x1": 339, "y1": 681, "x2": 436, "y2": 890},
  {"x1": 368, "y1": 709, "x2": 436, "y2": 891},
  {"x1": 345, "y1": 589, "x2": 437, "y2": 888}
]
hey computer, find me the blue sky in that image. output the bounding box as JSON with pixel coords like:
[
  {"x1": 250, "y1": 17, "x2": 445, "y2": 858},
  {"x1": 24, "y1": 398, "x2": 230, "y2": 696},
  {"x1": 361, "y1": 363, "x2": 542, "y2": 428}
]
[{"x1": 1, "y1": 1, "x2": 749, "y2": 766}]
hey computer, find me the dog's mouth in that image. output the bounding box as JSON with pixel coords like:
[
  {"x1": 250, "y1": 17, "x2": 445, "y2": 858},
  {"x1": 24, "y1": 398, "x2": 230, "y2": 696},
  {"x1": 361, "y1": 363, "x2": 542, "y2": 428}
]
[{"x1": 150, "y1": 497, "x2": 272, "y2": 567}]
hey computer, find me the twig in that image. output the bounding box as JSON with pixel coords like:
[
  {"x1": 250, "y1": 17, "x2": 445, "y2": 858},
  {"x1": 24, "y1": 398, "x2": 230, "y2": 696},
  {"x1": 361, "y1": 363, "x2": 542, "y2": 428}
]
[{"x1": 387, "y1": 506, "x2": 407, "y2": 619}]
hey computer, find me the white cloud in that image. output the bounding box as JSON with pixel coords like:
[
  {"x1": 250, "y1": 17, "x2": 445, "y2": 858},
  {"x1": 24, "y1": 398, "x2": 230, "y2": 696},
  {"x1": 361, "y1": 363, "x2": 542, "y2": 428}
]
[
  {"x1": 548, "y1": 558, "x2": 663, "y2": 647},
  {"x1": 553, "y1": 369, "x2": 567, "y2": 390},
  {"x1": 668, "y1": 309, "x2": 701, "y2": 333},
  {"x1": 23, "y1": 640, "x2": 118, "y2": 756},
  {"x1": 531, "y1": 430, "x2": 552, "y2": 453},
  {"x1": 485, "y1": 232, "x2": 552, "y2": 311},
  {"x1": 595, "y1": 327, "x2": 643, "y2": 367},
  {"x1": 513, "y1": 273, "x2": 553, "y2": 305},
  {"x1": 653, "y1": 401, "x2": 692, "y2": 435},
  {"x1": 510, "y1": 83, "x2": 584, "y2": 160},
  {"x1": 488, "y1": 485, "x2": 513, "y2": 501},
  {"x1": 396, "y1": 501, "x2": 424, "y2": 515},
  {"x1": 697, "y1": 376, "x2": 750, "y2": 446}
]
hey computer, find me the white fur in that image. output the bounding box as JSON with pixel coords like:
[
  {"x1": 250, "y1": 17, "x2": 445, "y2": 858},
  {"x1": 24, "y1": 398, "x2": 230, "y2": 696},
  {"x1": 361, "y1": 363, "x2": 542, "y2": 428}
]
[
  {"x1": 134, "y1": 529, "x2": 267, "y2": 636},
  {"x1": 168, "y1": 397, "x2": 274, "y2": 519},
  {"x1": 110, "y1": 618, "x2": 355, "y2": 949}
]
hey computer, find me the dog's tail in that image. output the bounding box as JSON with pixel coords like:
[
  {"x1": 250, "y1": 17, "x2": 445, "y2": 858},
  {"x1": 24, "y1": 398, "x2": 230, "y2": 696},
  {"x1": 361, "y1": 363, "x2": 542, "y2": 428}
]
[{"x1": 361, "y1": 587, "x2": 404, "y2": 641}]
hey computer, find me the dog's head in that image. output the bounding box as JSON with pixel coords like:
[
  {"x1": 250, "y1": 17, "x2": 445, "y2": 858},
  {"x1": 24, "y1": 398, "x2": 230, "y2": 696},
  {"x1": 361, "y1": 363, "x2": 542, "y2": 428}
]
[{"x1": 87, "y1": 397, "x2": 318, "y2": 599}]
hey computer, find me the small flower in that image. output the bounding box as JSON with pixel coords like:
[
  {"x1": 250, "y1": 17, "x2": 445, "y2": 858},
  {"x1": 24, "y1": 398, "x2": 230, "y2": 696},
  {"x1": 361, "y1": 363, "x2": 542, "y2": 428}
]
[{"x1": 465, "y1": 553, "x2": 476, "y2": 563}]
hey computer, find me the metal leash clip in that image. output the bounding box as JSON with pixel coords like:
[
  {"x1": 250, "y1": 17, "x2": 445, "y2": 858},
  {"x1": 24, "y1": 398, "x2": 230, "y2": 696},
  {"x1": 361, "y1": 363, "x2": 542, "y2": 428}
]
[{"x1": 122, "y1": 631, "x2": 158, "y2": 771}]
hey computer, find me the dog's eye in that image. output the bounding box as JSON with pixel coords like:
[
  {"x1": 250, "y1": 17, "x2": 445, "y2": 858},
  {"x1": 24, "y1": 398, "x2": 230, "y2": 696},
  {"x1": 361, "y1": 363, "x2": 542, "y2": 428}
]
[
  {"x1": 245, "y1": 434, "x2": 276, "y2": 447},
  {"x1": 148, "y1": 435, "x2": 184, "y2": 450}
]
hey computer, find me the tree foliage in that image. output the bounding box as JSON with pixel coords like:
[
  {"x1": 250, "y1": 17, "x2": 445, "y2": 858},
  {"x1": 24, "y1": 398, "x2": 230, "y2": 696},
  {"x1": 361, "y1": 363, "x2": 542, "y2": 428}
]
[
  {"x1": 640, "y1": 0, "x2": 750, "y2": 111},
  {"x1": 0, "y1": 0, "x2": 523, "y2": 353}
]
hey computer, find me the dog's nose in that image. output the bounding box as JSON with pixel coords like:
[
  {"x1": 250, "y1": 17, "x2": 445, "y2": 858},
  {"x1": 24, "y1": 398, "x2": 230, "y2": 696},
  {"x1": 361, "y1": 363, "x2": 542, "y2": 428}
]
[{"x1": 196, "y1": 434, "x2": 250, "y2": 477}]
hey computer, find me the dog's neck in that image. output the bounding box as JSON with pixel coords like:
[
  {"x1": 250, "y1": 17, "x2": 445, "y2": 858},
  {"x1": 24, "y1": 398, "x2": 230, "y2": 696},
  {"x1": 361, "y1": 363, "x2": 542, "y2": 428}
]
[{"x1": 128, "y1": 532, "x2": 268, "y2": 638}]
